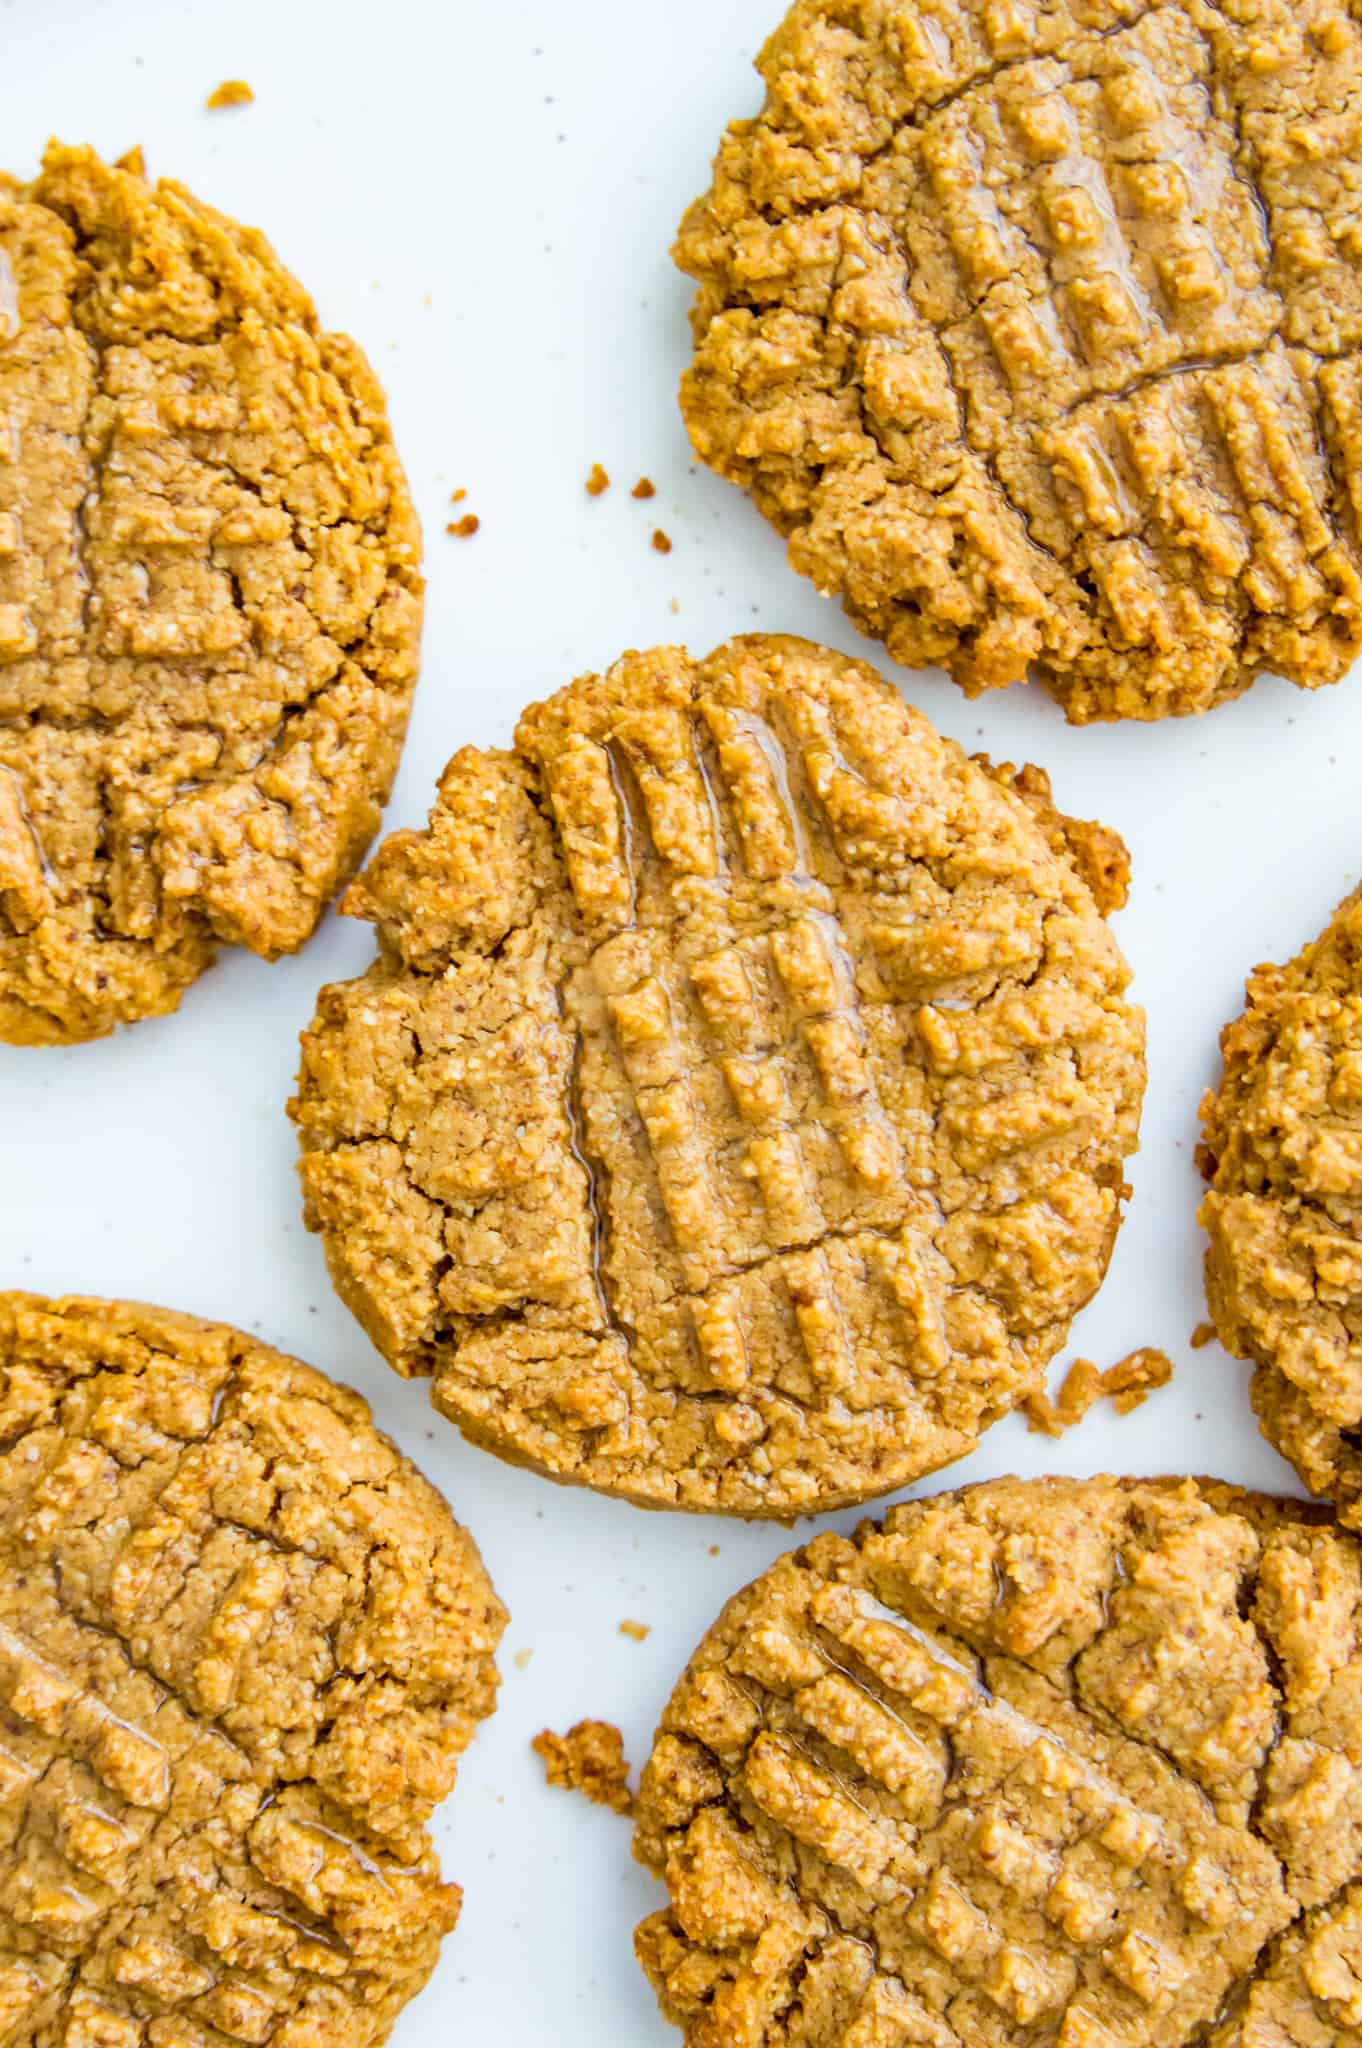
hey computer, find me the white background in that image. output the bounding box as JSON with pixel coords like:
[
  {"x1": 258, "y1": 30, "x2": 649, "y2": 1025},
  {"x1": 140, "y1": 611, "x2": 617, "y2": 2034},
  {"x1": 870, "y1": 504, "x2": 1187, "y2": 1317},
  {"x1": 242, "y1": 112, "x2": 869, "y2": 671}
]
[{"x1": 0, "y1": 1, "x2": 1356, "y2": 2038}]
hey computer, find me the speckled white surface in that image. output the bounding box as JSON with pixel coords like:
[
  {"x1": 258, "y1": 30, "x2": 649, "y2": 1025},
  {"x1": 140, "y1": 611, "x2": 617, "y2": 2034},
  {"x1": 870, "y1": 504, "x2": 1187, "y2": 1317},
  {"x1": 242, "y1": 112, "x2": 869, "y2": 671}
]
[{"x1": 1, "y1": 1, "x2": 1358, "y2": 2038}]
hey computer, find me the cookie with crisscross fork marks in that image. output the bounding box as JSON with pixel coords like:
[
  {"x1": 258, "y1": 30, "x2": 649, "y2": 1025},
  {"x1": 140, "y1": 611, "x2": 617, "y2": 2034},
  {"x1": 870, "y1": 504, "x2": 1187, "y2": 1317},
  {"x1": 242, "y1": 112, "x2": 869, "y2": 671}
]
[
  {"x1": 290, "y1": 634, "x2": 1144, "y2": 1514},
  {"x1": 0, "y1": 1292, "x2": 504, "y2": 2048},
  {"x1": 0, "y1": 145, "x2": 422, "y2": 1043},
  {"x1": 634, "y1": 1475, "x2": 1362, "y2": 2048},
  {"x1": 676, "y1": 0, "x2": 1362, "y2": 720}
]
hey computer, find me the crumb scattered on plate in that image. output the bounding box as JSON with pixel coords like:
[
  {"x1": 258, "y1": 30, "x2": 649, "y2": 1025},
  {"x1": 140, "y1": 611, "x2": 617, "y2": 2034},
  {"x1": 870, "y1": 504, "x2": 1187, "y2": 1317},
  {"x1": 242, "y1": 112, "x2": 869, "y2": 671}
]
[
  {"x1": 447, "y1": 514, "x2": 480, "y2": 538},
  {"x1": 651, "y1": 528, "x2": 672, "y2": 553},
  {"x1": 206, "y1": 80, "x2": 254, "y2": 109},
  {"x1": 1024, "y1": 1346, "x2": 1174, "y2": 1436},
  {"x1": 1191, "y1": 1321, "x2": 1216, "y2": 1349},
  {"x1": 533, "y1": 1721, "x2": 633, "y2": 1814},
  {"x1": 514, "y1": 1647, "x2": 534, "y2": 1671},
  {"x1": 632, "y1": 476, "x2": 656, "y2": 499},
  {"x1": 619, "y1": 1619, "x2": 650, "y2": 1642},
  {"x1": 586, "y1": 463, "x2": 610, "y2": 497}
]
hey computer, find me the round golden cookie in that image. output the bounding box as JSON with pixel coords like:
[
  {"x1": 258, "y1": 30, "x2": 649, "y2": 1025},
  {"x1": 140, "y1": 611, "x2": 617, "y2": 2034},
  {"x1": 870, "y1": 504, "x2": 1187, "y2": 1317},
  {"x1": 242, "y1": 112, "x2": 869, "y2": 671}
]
[
  {"x1": 675, "y1": 0, "x2": 1362, "y2": 722},
  {"x1": 290, "y1": 633, "x2": 1144, "y2": 1516},
  {"x1": 634, "y1": 1474, "x2": 1362, "y2": 2048},
  {"x1": 0, "y1": 144, "x2": 422, "y2": 1044},
  {"x1": 0, "y1": 1292, "x2": 505, "y2": 2048},
  {"x1": 1200, "y1": 884, "x2": 1362, "y2": 1525}
]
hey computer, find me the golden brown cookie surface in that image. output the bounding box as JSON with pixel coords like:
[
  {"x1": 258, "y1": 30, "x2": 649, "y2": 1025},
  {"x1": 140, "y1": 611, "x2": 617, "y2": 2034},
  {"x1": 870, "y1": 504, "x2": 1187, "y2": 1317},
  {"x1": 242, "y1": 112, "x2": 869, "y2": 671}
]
[
  {"x1": 1200, "y1": 884, "x2": 1362, "y2": 1523},
  {"x1": 634, "y1": 1475, "x2": 1362, "y2": 2048},
  {"x1": 0, "y1": 144, "x2": 422, "y2": 1044},
  {"x1": 676, "y1": 0, "x2": 1362, "y2": 721},
  {"x1": 290, "y1": 634, "x2": 1143, "y2": 1515},
  {"x1": 0, "y1": 1292, "x2": 505, "y2": 2047}
]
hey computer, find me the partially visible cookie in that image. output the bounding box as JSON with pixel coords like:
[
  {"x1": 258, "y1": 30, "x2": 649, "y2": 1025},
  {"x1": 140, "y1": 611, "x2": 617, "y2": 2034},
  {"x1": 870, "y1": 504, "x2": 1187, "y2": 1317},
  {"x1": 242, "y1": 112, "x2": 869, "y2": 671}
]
[
  {"x1": 676, "y1": 0, "x2": 1362, "y2": 721},
  {"x1": 1200, "y1": 885, "x2": 1362, "y2": 1523},
  {"x1": 0, "y1": 143, "x2": 422, "y2": 1044},
  {"x1": 291, "y1": 633, "x2": 1144, "y2": 1516},
  {"x1": 634, "y1": 1474, "x2": 1361, "y2": 2048},
  {"x1": 0, "y1": 1292, "x2": 505, "y2": 2046}
]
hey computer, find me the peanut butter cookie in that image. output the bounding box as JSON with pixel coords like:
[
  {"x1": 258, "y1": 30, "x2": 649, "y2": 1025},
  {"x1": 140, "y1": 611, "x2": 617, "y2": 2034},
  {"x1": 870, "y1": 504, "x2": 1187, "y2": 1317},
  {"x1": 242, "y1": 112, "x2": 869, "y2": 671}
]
[
  {"x1": 1200, "y1": 884, "x2": 1362, "y2": 1524},
  {"x1": 0, "y1": 144, "x2": 422, "y2": 1044},
  {"x1": 290, "y1": 634, "x2": 1144, "y2": 1516},
  {"x1": 0, "y1": 1292, "x2": 505, "y2": 2046},
  {"x1": 635, "y1": 1474, "x2": 1362, "y2": 2048},
  {"x1": 676, "y1": 0, "x2": 1362, "y2": 721}
]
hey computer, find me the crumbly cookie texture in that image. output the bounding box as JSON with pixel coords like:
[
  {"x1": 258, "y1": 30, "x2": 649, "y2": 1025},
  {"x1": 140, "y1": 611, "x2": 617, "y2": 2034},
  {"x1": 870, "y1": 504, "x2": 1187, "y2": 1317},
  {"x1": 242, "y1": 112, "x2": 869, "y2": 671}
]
[
  {"x1": 0, "y1": 1292, "x2": 505, "y2": 2047},
  {"x1": 0, "y1": 143, "x2": 423, "y2": 1044},
  {"x1": 291, "y1": 633, "x2": 1144, "y2": 1516},
  {"x1": 676, "y1": 0, "x2": 1362, "y2": 722},
  {"x1": 634, "y1": 1475, "x2": 1362, "y2": 2048},
  {"x1": 1200, "y1": 884, "x2": 1362, "y2": 1524}
]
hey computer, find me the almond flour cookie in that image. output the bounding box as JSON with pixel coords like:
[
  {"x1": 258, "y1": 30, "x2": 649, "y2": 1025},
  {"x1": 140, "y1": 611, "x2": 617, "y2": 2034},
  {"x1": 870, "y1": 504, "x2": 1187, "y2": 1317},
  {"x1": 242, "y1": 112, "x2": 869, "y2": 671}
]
[
  {"x1": 0, "y1": 1292, "x2": 505, "y2": 2047},
  {"x1": 1199, "y1": 884, "x2": 1362, "y2": 1525},
  {"x1": 676, "y1": 0, "x2": 1362, "y2": 722},
  {"x1": 290, "y1": 633, "x2": 1144, "y2": 1516},
  {"x1": 0, "y1": 144, "x2": 422, "y2": 1044},
  {"x1": 634, "y1": 1474, "x2": 1362, "y2": 2048}
]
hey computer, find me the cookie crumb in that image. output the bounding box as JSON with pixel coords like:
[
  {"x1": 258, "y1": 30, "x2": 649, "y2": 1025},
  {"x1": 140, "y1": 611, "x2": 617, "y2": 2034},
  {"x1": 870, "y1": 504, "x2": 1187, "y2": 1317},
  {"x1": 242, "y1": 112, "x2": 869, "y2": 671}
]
[
  {"x1": 447, "y1": 515, "x2": 480, "y2": 538},
  {"x1": 619, "y1": 1619, "x2": 650, "y2": 1642},
  {"x1": 450, "y1": 488, "x2": 467, "y2": 504},
  {"x1": 206, "y1": 79, "x2": 254, "y2": 109},
  {"x1": 514, "y1": 1647, "x2": 534, "y2": 1671},
  {"x1": 1024, "y1": 1348, "x2": 1173, "y2": 1435},
  {"x1": 1021, "y1": 1390, "x2": 1060, "y2": 1436},
  {"x1": 632, "y1": 476, "x2": 657, "y2": 499},
  {"x1": 1104, "y1": 1345, "x2": 1174, "y2": 1415},
  {"x1": 533, "y1": 1720, "x2": 633, "y2": 1814},
  {"x1": 585, "y1": 463, "x2": 610, "y2": 497},
  {"x1": 651, "y1": 528, "x2": 673, "y2": 554},
  {"x1": 115, "y1": 145, "x2": 146, "y2": 178},
  {"x1": 1191, "y1": 1321, "x2": 1216, "y2": 1349},
  {"x1": 708, "y1": 1544, "x2": 720, "y2": 1556}
]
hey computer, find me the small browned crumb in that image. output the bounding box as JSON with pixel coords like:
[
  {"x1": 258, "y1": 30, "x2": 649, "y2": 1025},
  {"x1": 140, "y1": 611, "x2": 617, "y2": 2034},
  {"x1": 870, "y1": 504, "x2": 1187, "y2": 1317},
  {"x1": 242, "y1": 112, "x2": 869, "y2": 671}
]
[
  {"x1": 1023, "y1": 1359, "x2": 1102, "y2": 1436},
  {"x1": 447, "y1": 514, "x2": 480, "y2": 538},
  {"x1": 708, "y1": 1544, "x2": 720, "y2": 1556},
  {"x1": 114, "y1": 144, "x2": 146, "y2": 178},
  {"x1": 619, "y1": 1619, "x2": 650, "y2": 1642},
  {"x1": 1058, "y1": 1358, "x2": 1106, "y2": 1427},
  {"x1": 514, "y1": 1647, "x2": 534, "y2": 1671},
  {"x1": 206, "y1": 79, "x2": 254, "y2": 109},
  {"x1": 1021, "y1": 1389, "x2": 1061, "y2": 1436},
  {"x1": 533, "y1": 1720, "x2": 633, "y2": 1815},
  {"x1": 632, "y1": 476, "x2": 657, "y2": 499},
  {"x1": 586, "y1": 463, "x2": 610, "y2": 497},
  {"x1": 450, "y1": 488, "x2": 467, "y2": 505},
  {"x1": 1191, "y1": 1320, "x2": 1217, "y2": 1349},
  {"x1": 1025, "y1": 1349, "x2": 1173, "y2": 1434},
  {"x1": 1104, "y1": 1345, "x2": 1175, "y2": 1414},
  {"x1": 651, "y1": 528, "x2": 673, "y2": 553},
  {"x1": 669, "y1": 597, "x2": 681, "y2": 614}
]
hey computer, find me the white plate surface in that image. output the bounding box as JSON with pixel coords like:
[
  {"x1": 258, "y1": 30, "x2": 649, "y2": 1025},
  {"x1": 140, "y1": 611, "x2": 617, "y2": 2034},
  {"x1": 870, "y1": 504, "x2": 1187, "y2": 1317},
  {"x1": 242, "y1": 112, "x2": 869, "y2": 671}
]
[{"x1": 1, "y1": 2, "x2": 1356, "y2": 2037}]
